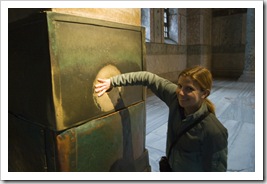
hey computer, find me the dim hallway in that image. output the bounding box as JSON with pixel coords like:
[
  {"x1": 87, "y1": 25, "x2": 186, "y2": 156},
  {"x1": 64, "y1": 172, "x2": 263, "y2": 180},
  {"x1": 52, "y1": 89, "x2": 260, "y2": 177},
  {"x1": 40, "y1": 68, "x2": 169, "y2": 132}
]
[{"x1": 145, "y1": 79, "x2": 255, "y2": 172}]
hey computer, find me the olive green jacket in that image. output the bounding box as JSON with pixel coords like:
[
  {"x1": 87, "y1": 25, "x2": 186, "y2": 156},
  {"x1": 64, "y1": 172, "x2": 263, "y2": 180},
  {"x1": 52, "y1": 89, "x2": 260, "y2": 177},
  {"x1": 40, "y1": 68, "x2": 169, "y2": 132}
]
[{"x1": 111, "y1": 71, "x2": 228, "y2": 172}]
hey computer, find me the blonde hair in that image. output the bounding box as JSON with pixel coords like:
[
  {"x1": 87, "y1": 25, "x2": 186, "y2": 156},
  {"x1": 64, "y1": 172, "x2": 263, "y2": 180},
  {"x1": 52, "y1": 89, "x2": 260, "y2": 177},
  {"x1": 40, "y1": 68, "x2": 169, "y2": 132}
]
[{"x1": 179, "y1": 65, "x2": 215, "y2": 114}]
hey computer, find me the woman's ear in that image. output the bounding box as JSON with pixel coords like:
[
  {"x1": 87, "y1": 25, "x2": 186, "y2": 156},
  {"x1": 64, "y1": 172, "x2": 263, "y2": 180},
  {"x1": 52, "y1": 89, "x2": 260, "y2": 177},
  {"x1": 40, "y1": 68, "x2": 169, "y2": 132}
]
[{"x1": 201, "y1": 89, "x2": 210, "y2": 99}]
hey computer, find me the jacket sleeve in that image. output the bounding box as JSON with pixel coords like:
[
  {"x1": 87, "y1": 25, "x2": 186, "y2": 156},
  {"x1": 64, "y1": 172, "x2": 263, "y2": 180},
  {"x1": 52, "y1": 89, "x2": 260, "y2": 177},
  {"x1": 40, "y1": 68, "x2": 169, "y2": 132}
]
[
  {"x1": 210, "y1": 147, "x2": 228, "y2": 171},
  {"x1": 111, "y1": 71, "x2": 177, "y2": 107},
  {"x1": 202, "y1": 128, "x2": 228, "y2": 172}
]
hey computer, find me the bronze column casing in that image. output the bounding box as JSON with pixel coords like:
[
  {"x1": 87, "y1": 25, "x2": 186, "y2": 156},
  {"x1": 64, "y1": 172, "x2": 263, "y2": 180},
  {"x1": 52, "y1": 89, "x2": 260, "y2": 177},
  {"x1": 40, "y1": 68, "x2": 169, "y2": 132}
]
[{"x1": 9, "y1": 11, "x2": 150, "y2": 172}]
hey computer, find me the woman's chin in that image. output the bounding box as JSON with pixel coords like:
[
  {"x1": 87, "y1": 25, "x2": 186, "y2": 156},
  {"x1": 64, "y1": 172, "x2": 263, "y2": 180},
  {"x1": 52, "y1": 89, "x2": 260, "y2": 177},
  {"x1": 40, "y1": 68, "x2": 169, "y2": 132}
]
[{"x1": 178, "y1": 100, "x2": 187, "y2": 108}]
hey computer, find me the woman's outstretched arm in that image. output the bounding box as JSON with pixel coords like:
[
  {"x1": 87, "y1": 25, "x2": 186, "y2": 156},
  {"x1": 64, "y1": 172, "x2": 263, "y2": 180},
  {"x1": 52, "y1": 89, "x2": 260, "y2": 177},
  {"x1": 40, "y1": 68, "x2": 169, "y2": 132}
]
[{"x1": 94, "y1": 71, "x2": 177, "y2": 107}]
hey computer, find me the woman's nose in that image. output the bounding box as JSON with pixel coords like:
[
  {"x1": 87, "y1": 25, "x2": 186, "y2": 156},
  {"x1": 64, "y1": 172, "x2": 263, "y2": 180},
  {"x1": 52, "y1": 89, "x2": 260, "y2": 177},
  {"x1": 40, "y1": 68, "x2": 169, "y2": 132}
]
[{"x1": 176, "y1": 88, "x2": 184, "y2": 96}]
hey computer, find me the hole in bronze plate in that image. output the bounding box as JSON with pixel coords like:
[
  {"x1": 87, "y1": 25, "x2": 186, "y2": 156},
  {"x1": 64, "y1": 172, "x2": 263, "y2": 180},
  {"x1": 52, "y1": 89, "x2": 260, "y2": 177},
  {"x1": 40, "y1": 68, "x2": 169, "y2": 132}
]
[{"x1": 93, "y1": 64, "x2": 123, "y2": 112}]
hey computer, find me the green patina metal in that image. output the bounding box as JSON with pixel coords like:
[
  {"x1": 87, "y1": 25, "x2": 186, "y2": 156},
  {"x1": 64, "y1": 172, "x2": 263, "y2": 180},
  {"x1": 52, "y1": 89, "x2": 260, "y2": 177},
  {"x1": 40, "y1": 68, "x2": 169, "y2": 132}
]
[{"x1": 9, "y1": 11, "x2": 150, "y2": 172}]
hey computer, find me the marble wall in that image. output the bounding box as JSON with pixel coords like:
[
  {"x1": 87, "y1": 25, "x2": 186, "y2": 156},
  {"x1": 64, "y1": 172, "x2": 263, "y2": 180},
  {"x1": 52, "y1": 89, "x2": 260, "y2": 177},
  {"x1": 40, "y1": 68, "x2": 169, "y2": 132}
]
[
  {"x1": 211, "y1": 8, "x2": 247, "y2": 79},
  {"x1": 9, "y1": 8, "x2": 141, "y2": 26},
  {"x1": 145, "y1": 8, "x2": 248, "y2": 80},
  {"x1": 51, "y1": 8, "x2": 141, "y2": 26},
  {"x1": 187, "y1": 9, "x2": 212, "y2": 69},
  {"x1": 146, "y1": 43, "x2": 187, "y2": 82},
  {"x1": 145, "y1": 8, "x2": 187, "y2": 84}
]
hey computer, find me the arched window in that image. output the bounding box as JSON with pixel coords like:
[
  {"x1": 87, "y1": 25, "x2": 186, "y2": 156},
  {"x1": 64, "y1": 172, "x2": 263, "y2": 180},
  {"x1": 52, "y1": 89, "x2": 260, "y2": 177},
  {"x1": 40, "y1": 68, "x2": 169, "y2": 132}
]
[
  {"x1": 141, "y1": 8, "x2": 178, "y2": 44},
  {"x1": 164, "y1": 8, "x2": 169, "y2": 39},
  {"x1": 165, "y1": 8, "x2": 178, "y2": 44}
]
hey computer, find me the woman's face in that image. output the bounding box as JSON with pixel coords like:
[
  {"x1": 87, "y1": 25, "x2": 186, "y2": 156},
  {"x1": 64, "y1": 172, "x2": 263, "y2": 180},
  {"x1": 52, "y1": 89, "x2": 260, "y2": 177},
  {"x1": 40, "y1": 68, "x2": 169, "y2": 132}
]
[{"x1": 176, "y1": 76, "x2": 208, "y2": 115}]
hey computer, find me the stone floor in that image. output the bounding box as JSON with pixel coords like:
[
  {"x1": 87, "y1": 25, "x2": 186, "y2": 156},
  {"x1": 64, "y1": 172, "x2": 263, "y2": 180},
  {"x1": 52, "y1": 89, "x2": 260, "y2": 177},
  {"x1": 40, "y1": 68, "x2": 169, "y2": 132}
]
[{"x1": 145, "y1": 79, "x2": 255, "y2": 172}]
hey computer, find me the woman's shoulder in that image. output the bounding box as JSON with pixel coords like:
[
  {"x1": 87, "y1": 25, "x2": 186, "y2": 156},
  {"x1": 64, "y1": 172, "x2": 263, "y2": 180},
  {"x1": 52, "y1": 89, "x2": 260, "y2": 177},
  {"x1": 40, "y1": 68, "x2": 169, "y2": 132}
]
[
  {"x1": 202, "y1": 113, "x2": 228, "y2": 136},
  {"x1": 201, "y1": 113, "x2": 228, "y2": 151}
]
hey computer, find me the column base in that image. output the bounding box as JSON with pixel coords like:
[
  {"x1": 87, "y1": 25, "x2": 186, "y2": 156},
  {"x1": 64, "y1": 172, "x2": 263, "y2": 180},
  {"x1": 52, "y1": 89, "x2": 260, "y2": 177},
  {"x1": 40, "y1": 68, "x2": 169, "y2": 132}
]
[{"x1": 238, "y1": 71, "x2": 255, "y2": 82}]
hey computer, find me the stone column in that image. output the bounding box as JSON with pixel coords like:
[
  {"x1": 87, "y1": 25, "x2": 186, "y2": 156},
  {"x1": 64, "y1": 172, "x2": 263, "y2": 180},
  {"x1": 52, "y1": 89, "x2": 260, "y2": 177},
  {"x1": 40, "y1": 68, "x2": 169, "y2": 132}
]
[
  {"x1": 239, "y1": 8, "x2": 255, "y2": 82},
  {"x1": 150, "y1": 8, "x2": 164, "y2": 43},
  {"x1": 186, "y1": 9, "x2": 212, "y2": 69}
]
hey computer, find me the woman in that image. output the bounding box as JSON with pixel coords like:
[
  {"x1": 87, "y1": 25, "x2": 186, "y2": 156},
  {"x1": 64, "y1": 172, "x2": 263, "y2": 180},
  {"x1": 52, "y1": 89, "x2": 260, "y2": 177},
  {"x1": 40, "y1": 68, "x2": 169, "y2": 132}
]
[{"x1": 95, "y1": 65, "x2": 228, "y2": 172}]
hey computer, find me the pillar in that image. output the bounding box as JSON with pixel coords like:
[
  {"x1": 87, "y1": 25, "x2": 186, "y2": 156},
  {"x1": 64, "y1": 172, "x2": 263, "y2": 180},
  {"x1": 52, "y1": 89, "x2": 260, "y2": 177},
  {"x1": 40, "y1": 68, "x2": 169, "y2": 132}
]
[
  {"x1": 239, "y1": 8, "x2": 255, "y2": 82},
  {"x1": 186, "y1": 9, "x2": 212, "y2": 69}
]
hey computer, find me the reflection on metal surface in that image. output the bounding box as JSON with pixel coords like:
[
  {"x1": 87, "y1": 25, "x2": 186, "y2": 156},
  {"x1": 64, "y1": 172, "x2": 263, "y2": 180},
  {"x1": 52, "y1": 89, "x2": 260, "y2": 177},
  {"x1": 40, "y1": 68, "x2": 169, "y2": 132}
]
[{"x1": 93, "y1": 64, "x2": 122, "y2": 112}]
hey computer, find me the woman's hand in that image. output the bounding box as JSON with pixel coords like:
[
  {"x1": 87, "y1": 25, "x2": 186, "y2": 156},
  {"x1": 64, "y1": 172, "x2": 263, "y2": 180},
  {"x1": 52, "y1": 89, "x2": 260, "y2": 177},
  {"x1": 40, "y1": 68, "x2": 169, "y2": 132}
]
[{"x1": 94, "y1": 78, "x2": 112, "y2": 97}]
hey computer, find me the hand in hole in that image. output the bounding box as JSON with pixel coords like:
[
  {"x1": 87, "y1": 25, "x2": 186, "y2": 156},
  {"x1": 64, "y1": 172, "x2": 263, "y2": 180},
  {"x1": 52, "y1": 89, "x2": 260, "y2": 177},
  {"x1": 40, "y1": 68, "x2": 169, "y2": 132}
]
[{"x1": 94, "y1": 78, "x2": 112, "y2": 97}]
